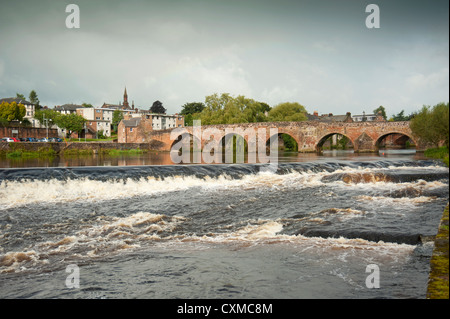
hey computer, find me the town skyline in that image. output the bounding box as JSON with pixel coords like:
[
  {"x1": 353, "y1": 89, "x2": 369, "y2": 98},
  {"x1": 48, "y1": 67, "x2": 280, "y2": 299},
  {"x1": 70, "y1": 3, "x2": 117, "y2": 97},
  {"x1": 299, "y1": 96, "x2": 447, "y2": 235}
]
[{"x1": 0, "y1": 0, "x2": 448, "y2": 116}]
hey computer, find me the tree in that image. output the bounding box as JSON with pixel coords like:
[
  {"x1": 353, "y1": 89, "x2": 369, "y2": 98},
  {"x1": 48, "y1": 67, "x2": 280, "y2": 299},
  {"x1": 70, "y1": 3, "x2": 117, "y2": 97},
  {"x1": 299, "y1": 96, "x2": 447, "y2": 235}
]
[
  {"x1": 410, "y1": 102, "x2": 449, "y2": 148},
  {"x1": 34, "y1": 109, "x2": 60, "y2": 127},
  {"x1": 195, "y1": 93, "x2": 269, "y2": 125},
  {"x1": 180, "y1": 102, "x2": 205, "y2": 115},
  {"x1": 0, "y1": 101, "x2": 26, "y2": 122},
  {"x1": 391, "y1": 110, "x2": 413, "y2": 122},
  {"x1": 150, "y1": 100, "x2": 166, "y2": 114},
  {"x1": 16, "y1": 93, "x2": 26, "y2": 100},
  {"x1": 267, "y1": 102, "x2": 308, "y2": 122},
  {"x1": 29, "y1": 90, "x2": 40, "y2": 108},
  {"x1": 55, "y1": 113, "x2": 86, "y2": 138},
  {"x1": 82, "y1": 103, "x2": 94, "y2": 108},
  {"x1": 373, "y1": 105, "x2": 387, "y2": 120},
  {"x1": 112, "y1": 109, "x2": 124, "y2": 132}
]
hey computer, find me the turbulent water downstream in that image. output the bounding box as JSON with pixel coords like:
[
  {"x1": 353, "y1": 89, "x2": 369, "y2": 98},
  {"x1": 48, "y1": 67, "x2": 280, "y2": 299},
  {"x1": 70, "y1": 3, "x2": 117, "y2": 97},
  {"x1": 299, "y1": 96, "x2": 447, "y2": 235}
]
[{"x1": 0, "y1": 154, "x2": 448, "y2": 299}]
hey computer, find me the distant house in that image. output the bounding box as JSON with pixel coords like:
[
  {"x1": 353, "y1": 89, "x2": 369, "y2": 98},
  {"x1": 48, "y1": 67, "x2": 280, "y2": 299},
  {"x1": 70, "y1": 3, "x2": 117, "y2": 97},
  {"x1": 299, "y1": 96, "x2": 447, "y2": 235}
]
[
  {"x1": 118, "y1": 113, "x2": 184, "y2": 143},
  {"x1": 352, "y1": 111, "x2": 386, "y2": 122},
  {"x1": 76, "y1": 107, "x2": 113, "y2": 137},
  {"x1": 352, "y1": 113, "x2": 377, "y2": 122},
  {"x1": 129, "y1": 111, "x2": 184, "y2": 130},
  {"x1": 54, "y1": 104, "x2": 82, "y2": 115},
  {"x1": 307, "y1": 111, "x2": 353, "y2": 123},
  {"x1": 0, "y1": 97, "x2": 36, "y2": 126}
]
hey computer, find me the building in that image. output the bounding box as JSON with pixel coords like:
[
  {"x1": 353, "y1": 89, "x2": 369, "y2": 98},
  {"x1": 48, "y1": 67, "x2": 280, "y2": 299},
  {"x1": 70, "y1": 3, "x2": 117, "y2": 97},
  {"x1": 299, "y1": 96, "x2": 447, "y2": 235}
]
[
  {"x1": 76, "y1": 107, "x2": 113, "y2": 137},
  {"x1": 307, "y1": 111, "x2": 354, "y2": 123},
  {"x1": 307, "y1": 111, "x2": 386, "y2": 123},
  {"x1": 101, "y1": 87, "x2": 135, "y2": 111},
  {"x1": 352, "y1": 113, "x2": 377, "y2": 122},
  {"x1": 54, "y1": 104, "x2": 82, "y2": 115},
  {"x1": 118, "y1": 115, "x2": 151, "y2": 143},
  {"x1": 0, "y1": 97, "x2": 36, "y2": 126},
  {"x1": 118, "y1": 113, "x2": 184, "y2": 143},
  {"x1": 130, "y1": 111, "x2": 184, "y2": 130}
]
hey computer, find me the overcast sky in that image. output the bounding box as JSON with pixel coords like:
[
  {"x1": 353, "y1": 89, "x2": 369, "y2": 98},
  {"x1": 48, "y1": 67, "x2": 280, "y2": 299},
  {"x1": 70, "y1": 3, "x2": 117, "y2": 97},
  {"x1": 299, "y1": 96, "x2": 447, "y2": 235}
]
[{"x1": 0, "y1": 0, "x2": 448, "y2": 117}]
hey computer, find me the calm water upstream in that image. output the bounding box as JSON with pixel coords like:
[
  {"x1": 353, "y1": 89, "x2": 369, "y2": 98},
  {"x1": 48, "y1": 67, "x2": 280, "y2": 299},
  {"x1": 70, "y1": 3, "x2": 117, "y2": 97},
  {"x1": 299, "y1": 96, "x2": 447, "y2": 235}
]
[{"x1": 0, "y1": 150, "x2": 448, "y2": 299}]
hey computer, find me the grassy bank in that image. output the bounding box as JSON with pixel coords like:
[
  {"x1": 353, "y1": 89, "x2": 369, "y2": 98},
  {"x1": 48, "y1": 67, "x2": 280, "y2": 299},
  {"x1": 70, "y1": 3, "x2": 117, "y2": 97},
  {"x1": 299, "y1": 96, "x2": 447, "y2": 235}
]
[
  {"x1": 2, "y1": 146, "x2": 57, "y2": 159},
  {"x1": 1, "y1": 145, "x2": 147, "y2": 158},
  {"x1": 424, "y1": 146, "x2": 449, "y2": 167},
  {"x1": 427, "y1": 204, "x2": 449, "y2": 299},
  {"x1": 6, "y1": 149, "x2": 56, "y2": 159}
]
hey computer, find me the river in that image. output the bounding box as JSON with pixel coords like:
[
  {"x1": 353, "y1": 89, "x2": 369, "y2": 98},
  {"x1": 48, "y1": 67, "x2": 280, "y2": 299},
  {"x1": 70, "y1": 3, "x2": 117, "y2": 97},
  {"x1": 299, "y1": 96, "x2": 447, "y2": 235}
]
[{"x1": 0, "y1": 149, "x2": 448, "y2": 299}]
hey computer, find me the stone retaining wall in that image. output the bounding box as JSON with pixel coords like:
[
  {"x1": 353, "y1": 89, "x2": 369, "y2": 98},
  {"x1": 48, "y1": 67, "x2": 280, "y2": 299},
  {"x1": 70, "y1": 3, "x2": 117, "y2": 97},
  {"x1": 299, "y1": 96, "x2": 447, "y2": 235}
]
[{"x1": 0, "y1": 126, "x2": 58, "y2": 139}]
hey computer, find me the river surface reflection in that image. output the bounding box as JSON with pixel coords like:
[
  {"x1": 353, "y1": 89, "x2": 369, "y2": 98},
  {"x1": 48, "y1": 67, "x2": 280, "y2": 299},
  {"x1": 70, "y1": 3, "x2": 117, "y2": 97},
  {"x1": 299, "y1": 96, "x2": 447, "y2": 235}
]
[{"x1": 0, "y1": 149, "x2": 427, "y2": 168}]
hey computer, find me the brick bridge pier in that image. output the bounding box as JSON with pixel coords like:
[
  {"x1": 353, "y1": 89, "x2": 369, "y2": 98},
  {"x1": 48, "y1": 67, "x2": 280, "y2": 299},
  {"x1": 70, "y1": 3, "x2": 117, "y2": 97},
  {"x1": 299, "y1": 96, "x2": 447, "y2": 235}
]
[{"x1": 136, "y1": 121, "x2": 427, "y2": 153}]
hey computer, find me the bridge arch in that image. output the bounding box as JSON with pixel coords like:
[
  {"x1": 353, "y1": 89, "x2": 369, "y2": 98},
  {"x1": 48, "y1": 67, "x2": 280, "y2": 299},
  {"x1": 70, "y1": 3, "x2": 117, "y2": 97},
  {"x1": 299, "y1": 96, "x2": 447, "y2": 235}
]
[
  {"x1": 218, "y1": 132, "x2": 250, "y2": 163},
  {"x1": 315, "y1": 132, "x2": 354, "y2": 152},
  {"x1": 266, "y1": 132, "x2": 300, "y2": 152},
  {"x1": 169, "y1": 131, "x2": 202, "y2": 163},
  {"x1": 375, "y1": 132, "x2": 417, "y2": 150}
]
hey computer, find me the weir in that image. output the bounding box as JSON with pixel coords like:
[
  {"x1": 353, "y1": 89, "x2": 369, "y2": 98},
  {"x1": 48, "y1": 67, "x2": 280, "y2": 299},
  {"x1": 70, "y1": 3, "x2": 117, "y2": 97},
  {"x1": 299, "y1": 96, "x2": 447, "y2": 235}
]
[{"x1": 0, "y1": 158, "x2": 448, "y2": 298}]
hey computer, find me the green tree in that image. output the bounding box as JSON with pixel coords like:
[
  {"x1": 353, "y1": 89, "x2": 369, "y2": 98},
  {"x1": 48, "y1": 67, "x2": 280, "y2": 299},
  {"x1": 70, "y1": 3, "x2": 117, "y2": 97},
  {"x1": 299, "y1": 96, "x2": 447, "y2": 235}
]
[
  {"x1": 112, "y1": 109, "x2": 124, "y2": 132},
  {"x1": 373, "y1": 105, "x2": 387, "y2": 120},
  {"x1": 195, "y1": 93, "x2": 268, "y2": 125},
  {"x1": 410, "y1": 102, "x2": 449, "y2": 148},
  {"x1": 267, "y1": 102, "x2": 308, "y2": 122},
  {"x1": 16, "y1": 93, "x2": 26, "y2": 100},
  {"x1": 391, "y1": 110, "x2": 413, "y2": 121},
  {"x1": 34, "y1": 109, "x2": 60, "y2": 127},
  {"x1": 82, "y1": 103, "x2": 94, "y2": 108},
  {"x1": 0, "y1": 101, "x2": 26, "y2": 122},
  {"x1": 180, "y1": 102, "x2": 205, "y2": 115},
  {"x1": 55, "y1": 113, "x2": 86, "y2": 138},
  {"x1": 150, "y1": 100, "x2": 166, "y2": 114},
  {"x1": 29, "y1": 90, "x2": 40, "y2": 108}
]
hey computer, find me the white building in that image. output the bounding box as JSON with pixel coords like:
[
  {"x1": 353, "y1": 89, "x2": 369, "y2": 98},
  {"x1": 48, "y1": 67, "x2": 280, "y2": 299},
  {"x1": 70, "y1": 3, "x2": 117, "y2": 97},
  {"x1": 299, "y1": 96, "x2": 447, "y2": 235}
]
[
  {"x1": 76, "y1": 107, "x2": 114, "y2": 137},
  {"x1": 130, "y1": 111, "x2": 184, "y2": 130},
  {"x1": 352, "y1": 113, "x2": 377, "y2": 122}
]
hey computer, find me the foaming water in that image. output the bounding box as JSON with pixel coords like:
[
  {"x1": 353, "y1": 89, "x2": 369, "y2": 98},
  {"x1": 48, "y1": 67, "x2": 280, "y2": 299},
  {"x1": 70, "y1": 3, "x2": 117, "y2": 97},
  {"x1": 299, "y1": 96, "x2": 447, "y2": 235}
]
[{"x1": 0, "y1": 158, "x2": 448, "y2": 298}]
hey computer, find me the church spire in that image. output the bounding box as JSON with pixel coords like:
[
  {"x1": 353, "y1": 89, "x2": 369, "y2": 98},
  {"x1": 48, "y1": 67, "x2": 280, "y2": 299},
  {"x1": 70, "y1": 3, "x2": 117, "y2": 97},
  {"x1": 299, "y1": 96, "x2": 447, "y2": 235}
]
[{"x1": 123, "y1": 86, "x2": 129, "y2": 108}]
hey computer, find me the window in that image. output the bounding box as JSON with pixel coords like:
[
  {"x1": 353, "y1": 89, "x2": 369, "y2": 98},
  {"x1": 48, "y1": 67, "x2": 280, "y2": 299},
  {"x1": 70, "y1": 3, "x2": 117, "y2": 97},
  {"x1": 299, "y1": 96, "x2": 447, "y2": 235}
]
[{"x1": 130, "y1": 128, "x2": 133, "y2": 132}]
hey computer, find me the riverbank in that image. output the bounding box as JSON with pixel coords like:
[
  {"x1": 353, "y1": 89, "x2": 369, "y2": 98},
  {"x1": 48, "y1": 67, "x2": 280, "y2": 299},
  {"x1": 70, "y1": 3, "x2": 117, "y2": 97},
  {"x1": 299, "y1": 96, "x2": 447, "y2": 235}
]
[
  {"x1": 0, "y1": 142, "x2": 152, "y2": 158},
  {"x1": 424, "y1": 147, "x2": 449, "y2": 167},
  {"x1": 427, "y1": 203, "x2": 449, "y2": 299}
]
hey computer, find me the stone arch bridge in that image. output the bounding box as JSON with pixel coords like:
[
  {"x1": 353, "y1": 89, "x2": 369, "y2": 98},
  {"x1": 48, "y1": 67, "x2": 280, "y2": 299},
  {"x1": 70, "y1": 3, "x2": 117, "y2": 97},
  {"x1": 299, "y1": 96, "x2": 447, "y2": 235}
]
[{"x1": 145, "y1": 121, "x2": 426, "y2": 153}]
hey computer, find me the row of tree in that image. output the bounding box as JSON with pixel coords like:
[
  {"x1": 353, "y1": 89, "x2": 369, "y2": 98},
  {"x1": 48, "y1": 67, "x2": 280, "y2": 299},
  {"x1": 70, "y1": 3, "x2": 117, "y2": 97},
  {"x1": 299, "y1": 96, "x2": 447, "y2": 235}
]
[{"x1": 179, "y1": 93, "x2": 307, "y2": 126}]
